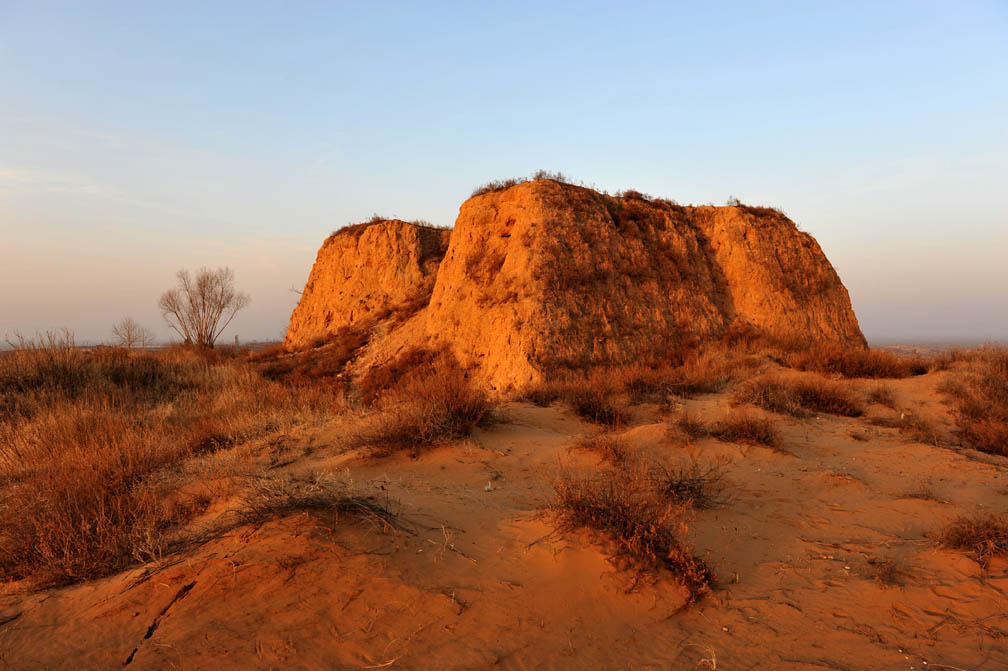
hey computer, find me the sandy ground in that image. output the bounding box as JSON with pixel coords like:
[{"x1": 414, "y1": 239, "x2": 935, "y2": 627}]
[{"x1": 2, "y1": 370, "x2": 1007, "y2": 670}]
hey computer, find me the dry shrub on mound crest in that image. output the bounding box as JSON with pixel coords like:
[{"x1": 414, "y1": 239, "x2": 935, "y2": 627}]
[
  {"x1": 565, "y1": 386, "x2": 633, "y2": 427},
  {"x1": 242, "y1": 472, "x2": 408, "y2": 533},
  {"x1": 546, "y1": 464, "x2": 713, "y2": 605},
  {"x1": 868, "y1": 413, "x2": 941, "y2": 447},
  {"x1": 710, "y1": 414, "x2": 781, "y2": 448}
]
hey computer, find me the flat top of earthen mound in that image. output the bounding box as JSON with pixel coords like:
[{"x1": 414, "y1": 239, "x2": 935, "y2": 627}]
[{"x1": 328, "y1": 218, "x2": 450, "y2": 242}]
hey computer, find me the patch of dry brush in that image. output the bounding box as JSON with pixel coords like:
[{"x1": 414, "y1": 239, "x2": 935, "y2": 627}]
[
  {"x1": 670, "y1": 411, "x2": 781, "y2": 449},
  {"x1": 0, "y1": 334, "x2": 341, "y2": 586},
  {"x1": 352, "y1": 365, "x2": 495, "y2": 457},
  {"x1": 938, "y1": 348, "x2": 1008, "y2": 455},
  {"x1": 787, "y1": 342, "x2": 928, "y2": 379},
  {"x1": 546, "y1": 464, "x2": 713, "y2": 604},
  {"x1": 936, "y1": 514, "x2": 1008, "y2": 567},
  {"x1": 734, "y1": 376, "x2": 864, "y2": 418}
]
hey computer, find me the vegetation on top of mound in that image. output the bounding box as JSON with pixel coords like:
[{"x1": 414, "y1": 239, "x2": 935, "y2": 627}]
[
  {"x1": 470, "y1": 170, "x2": 573, "y2": 197},
  {"x1": 330, "y1": 215, "x2": 448, "y2": 240}
]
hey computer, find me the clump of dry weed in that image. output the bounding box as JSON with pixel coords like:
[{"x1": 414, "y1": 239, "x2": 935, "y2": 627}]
[
  {"x1": 570, "y1": 435, "x2": 630, "y2": 465},
  {"x1": 353, "y1": 366, "x2": 494, "y2": 457},
  {"x1": 546, "y1": 464, "x2": 713, "y2": 604},
  {"x1": 936, "y1": 514, "x2": 1008, "y2": 567},
  {"x1": 734, "y1": 376, "x2": 864, "y2": 418}
]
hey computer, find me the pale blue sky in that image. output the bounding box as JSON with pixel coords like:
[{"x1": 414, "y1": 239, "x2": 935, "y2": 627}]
[{"x1": 1, "y1": 1, "x2": 1006, "y2": 344}]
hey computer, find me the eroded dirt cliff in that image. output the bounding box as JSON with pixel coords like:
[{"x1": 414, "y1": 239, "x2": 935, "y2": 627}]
[
  {"x1": 284, "y1": 220, "x2": 450, "y2": 349},
  {"x1": 286, "y1": 180, "x2": 865, "y2": 390}
]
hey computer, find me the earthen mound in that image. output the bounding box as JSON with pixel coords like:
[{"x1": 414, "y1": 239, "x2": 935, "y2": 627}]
[
  {"x1": 285, "y1": 180, "x2": 865, "y2": 390},
  {"x1": 284, "y1": 220, "x2": 450, "y2": 349}
]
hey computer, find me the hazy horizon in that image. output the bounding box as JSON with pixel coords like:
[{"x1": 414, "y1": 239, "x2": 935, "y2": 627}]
[{"x1": 2, "y1": 1, "x2": 1006, "y2": 345}]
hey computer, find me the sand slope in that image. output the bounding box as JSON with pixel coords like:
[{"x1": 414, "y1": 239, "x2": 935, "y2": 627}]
[{"x1": 2, "y1": 371, "x2": 1007, "y2": 670}]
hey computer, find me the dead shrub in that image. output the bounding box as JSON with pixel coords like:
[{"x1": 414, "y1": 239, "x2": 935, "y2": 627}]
[
  {"x1": 354, "y1": 366, "x2": 494, "y2": 457},
  {"x1": 868, "y1": 413, "x2": 941, "y2": 446},
  {"x1": 649, "y1": 459, "x2": 728, "y2": 510},
  {"x1": 734, "y1": 376, "x2": 864, "y2": 418},
  {"x1": 867, "y1": 384, "x2": 897, "y2": 408},
  {"x1": 357, "y1": 345, "x2": 461, "y2": 405},
  {"x1": 709, "y1": 413, "x2": 780, "y2": 448},
  {"x1": 570, "y1": 435, "x2": 629, "y2": 465},
  {"x1": 242, "y1": 473, "x2": 406, "y2": 532},
  {"x1": 863, "y1": 557, "x2": 906, "y2": 588},
  {"x1": 546, "y1": 466, "x2": 712, "y2": 604},
  {"x1": 566, "y1": 386, "x2": 632, "y2": 427},
  {"x1": 670, "y1": 410, "x2": 708, "y2": 442},
  {"x1": 935, "y1": 514, "x2": 1008, "y2": 567}
]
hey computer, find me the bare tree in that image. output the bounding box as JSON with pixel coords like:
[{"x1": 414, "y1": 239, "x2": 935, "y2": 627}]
[
  {"x1": 158, "y1": 267, "x2": 250, "y2": 348},
  {"x1": 111, "y1": 317, "x2": 154, "y2": 349}
]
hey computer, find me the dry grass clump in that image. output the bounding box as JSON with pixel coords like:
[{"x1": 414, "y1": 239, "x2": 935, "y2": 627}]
[
  {"x1": 353, "y1": 366, "x2": 494, "y2": 457},
  {"x1": 546, "y1": 465, "x2": 713, "y2": 604},
  {"x1": 649, "y1": 459, "x2": 728, "y2": 510},
  {"x1": 935, "y1": 514, "x2": 1008, "y2": 567},
  {"x1": 868, "y1": 413, "x2": 941, "y2": 446},
  {"x1": 787, "y1": 343, "x2": 928, "y2": 379},
  {"x1": 671, "y1": 411, "x2": 708, "y2": 441},
  {"x1": 242, "y1": 473, "x2": 406, "y2": 532},
  {"x1": 710, "y1": 414, "x2": 781, "y2": 448},
  {"x1": 470, "y1": 170, "x2": 570, "y2": 197},
  {"x1": 866, "y1": 384, "x2": 897, "y2": 408},
  {"x1": 863, "y1": 557, "x2": 906, "y2": 588},
  {"x1": 253, "y1": 325, "x2": 370, "y2": 389},
  {"x1": 938, "y1": 348, "x2": 1008, "y2": 456},
  {"x1": 734, "y1": 376, "x2": 864, "y2": 418},
  {"x1": 357, "y1": 345, "x2": 460, "y2": 405},
  {"x1": 668, "y1": 410, "x2": 780, "y2": 448},
  {"x1": 0, "y1": 333, "x2": 341, "y2": 586},
  {"x1": 565, "y1": 386, "x2": 632, "y2": 427},
  {"x1": 570, "y1": 435, "x2": 629, "y2": 465}
]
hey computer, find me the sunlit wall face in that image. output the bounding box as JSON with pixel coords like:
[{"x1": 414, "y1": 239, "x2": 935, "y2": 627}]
[{"x1": 1, "y1": 1, "x2": 1006, "y2": 345}]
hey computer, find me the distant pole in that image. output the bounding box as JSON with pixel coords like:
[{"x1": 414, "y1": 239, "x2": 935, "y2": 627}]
[{"x1": 235, "y1": 334, "x2": 239, "y2": 353}]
